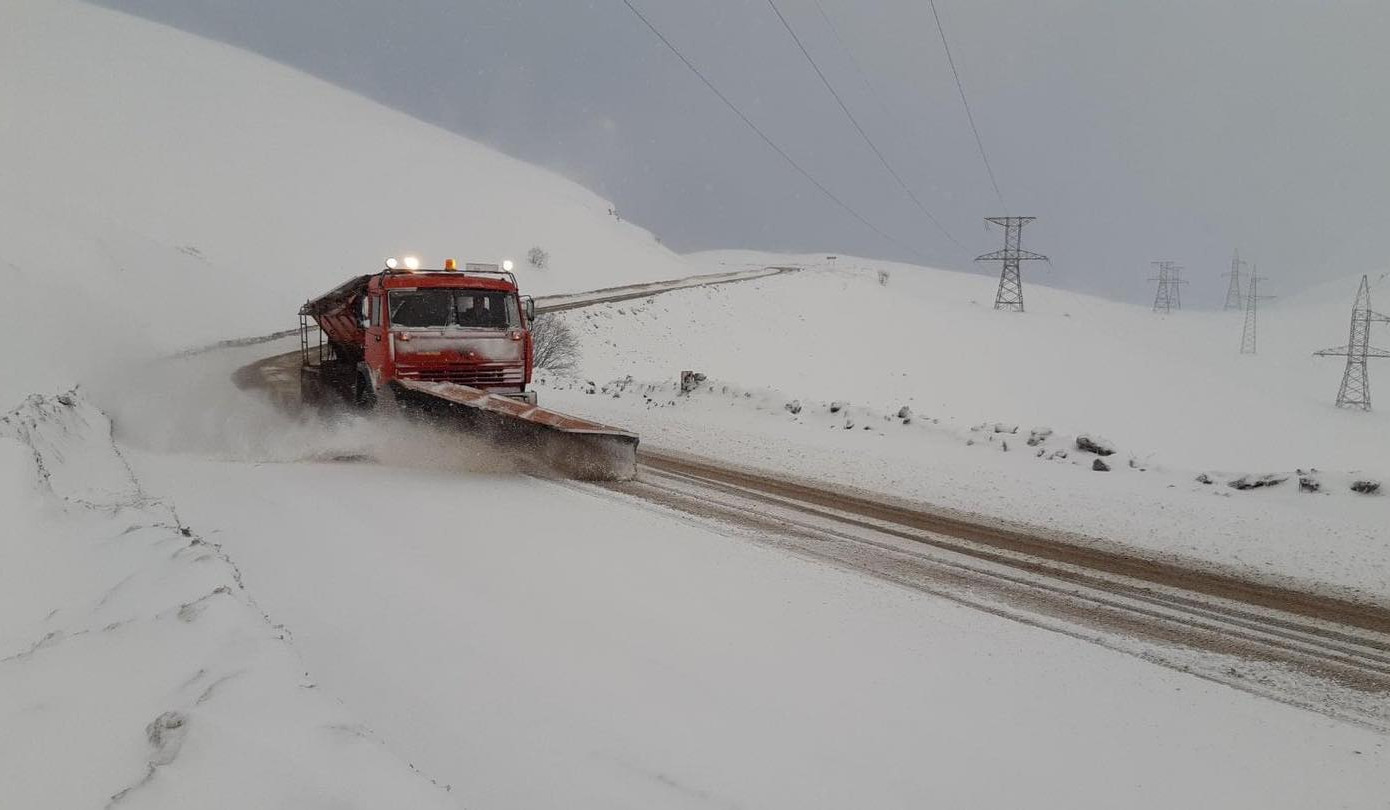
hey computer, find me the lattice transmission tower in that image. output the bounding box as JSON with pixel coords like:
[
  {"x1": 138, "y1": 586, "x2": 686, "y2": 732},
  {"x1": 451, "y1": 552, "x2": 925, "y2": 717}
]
[
  {"x1": 976, "y1": 216, "x2": 1047, "y2": 312},
  {"x1": 1222, "y1": 249, "x2": 1246, "y2": 310},
  {"x1": 1149, "y1": 261, "x2": 1187, "y2": 314},
  {"x1": 1314, "y1": 275, "x2": 1390, "y2": 410},
  {"x1": 1239, "y1": 266, "x2": 1273, "y2": 354}
]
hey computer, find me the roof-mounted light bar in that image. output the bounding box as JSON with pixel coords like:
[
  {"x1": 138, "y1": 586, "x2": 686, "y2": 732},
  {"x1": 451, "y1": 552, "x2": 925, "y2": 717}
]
[{"x1": 383, "y1": 255, "x2": 517, "y2": 276}]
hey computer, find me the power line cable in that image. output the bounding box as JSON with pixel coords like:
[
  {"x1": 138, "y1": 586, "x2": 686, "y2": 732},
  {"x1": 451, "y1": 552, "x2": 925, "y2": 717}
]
[
  {"x1": 926, "y1": 0, "x2": 1007, "y2": 211},
  {"x1": 808, "y1": 0, "x2": 905, "y2": 139},
  {"x1": 764, "y1": 0, "x2": 965, "y2": 250},
  {"x1": 618, "y1": 0, "x2": 932, "y2": 261}
]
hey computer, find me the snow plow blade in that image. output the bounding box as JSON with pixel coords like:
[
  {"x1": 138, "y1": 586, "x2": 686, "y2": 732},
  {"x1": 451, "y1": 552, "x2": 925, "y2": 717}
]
[{"x1": 393, "y1": 380, "x2": 639, "y2": 481}]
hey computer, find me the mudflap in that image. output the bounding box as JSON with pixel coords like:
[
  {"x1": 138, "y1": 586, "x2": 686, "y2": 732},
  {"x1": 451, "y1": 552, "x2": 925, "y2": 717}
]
[{"x1": 391, "y1": 380, "x2": 638, "y2": 481}]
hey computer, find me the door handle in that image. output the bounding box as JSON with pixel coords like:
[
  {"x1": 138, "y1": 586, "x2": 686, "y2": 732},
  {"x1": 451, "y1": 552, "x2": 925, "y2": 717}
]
[{"x1": 374, "y1": 335, "x2": 381, "y2": 342}]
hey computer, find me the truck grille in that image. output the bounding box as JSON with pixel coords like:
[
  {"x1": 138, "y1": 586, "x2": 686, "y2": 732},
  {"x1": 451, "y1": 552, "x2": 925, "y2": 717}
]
[{"x1": 396, "y1": 363, "x2": 524, "y2": 386}]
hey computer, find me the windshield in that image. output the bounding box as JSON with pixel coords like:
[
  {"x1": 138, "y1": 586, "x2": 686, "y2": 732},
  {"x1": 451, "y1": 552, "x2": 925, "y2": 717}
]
[{"x1": 388, "y1": 288, "x2": 519, "y2": 329}]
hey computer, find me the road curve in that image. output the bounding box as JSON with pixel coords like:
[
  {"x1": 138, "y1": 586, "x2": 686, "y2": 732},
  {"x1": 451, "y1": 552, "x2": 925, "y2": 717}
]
[{"x1": 532, "y1": 265, "x2": 796, "y2": 313}]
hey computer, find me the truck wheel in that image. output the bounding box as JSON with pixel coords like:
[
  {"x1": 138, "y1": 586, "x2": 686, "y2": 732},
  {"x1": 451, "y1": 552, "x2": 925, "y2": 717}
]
[
  {"x1": 300, "y1": 371, "x2": 323, "y2": 407},
  {"x1": 354, "y1": 374, "x2": 378, "y2": 410}
]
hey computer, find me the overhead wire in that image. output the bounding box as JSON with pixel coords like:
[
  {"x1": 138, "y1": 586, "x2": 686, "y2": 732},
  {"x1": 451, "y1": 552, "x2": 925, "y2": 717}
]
[
  {"x1": 764, "y1": 0, "x2": 965, "y2": 251},
  {"x1": 808, "y1": 0, "x2": 907, "y2": 146},
  {"x1": 926, "y1": 0, "x2": 1007, "y2": 212},
  {"x1": 618, "y1": 0, "x2": 932, "y2": 261}
]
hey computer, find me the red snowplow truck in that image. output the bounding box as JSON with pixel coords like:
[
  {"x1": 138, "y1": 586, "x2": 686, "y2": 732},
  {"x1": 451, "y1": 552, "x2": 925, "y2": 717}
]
[
  {"x1": 299, "y1": 258, "x2": 536, "y2": 406},
  {"x1": 298, "y1": 257, "x2": 637, "y2": 479}
]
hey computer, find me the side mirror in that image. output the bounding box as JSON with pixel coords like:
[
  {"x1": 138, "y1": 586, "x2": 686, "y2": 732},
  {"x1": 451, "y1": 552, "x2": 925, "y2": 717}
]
[{"x1": 523, "y1": 296, "x2": 535, "y2": 321}]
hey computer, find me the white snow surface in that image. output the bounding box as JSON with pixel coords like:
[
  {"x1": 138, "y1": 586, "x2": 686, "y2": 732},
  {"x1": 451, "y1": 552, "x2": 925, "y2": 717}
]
[
  {"x1": 132, "y1": 448, "x2": 1390, "y2": 809},
  {"x1": 0, "y1": 395, "x2": 454, "y2": 809},
  {"x1": 3, "y1": 1, "x2": 1390, "y2": 806}
]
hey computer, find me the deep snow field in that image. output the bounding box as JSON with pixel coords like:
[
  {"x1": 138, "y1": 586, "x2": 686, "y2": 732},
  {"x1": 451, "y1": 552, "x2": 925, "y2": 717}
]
[{"x1": 4, "y1": 0, "x2": 1390, "y2": 807}]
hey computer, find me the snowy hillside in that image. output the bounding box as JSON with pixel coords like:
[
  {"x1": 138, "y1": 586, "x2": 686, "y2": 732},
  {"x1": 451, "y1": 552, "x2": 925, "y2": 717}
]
[
  {"x1": 0, "y1": 0, "x2": 690, "y2": 407},
  {"x1": 538, "y1": 253, "x2": 1390, "y2": 599},
  {"x1": 589, "y1": 251, "x2": 1390, "y2": 472}
]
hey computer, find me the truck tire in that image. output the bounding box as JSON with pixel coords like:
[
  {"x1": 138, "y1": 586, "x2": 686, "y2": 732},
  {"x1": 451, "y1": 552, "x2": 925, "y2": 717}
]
[
  {"x1": 300, "y1": 369, "x2": 323, "y2": 407},
  {"x1": 354, "y1": 373, "x2": 378, "y2": 410}
]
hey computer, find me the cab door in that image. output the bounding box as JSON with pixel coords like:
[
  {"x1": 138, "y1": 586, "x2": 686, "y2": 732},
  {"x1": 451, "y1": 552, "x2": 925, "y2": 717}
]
[{"x1": 363, "y1": 291, "x2": 390, "y2": 385}]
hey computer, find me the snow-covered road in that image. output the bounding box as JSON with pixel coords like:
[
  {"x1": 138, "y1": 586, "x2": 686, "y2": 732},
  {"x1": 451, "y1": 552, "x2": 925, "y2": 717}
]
[{"x1": 132, "y1": 451, "x2": 1390, "y2": 808}]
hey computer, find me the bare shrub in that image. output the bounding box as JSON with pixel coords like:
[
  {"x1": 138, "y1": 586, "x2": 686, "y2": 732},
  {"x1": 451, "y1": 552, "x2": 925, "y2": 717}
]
[
  {"x1": 531, "y1": 314, "x2": 580, "y2": 372},
  {"x1": 527, "y1": 246, "x2": 549, "y2": 270}
]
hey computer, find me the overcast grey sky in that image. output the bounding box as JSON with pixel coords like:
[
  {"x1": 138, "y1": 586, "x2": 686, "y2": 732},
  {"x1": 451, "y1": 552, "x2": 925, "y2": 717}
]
[{"x1": 94, "y1": 0, "x2": 1390, "y2": 304}]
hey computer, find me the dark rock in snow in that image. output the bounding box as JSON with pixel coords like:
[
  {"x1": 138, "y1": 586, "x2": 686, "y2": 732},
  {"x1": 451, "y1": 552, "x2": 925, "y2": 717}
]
[
  {"x1": 896, "y1": 406, "x2": 913, "y2": 420},
  {"x1": 1351, "y1": 480, "x2": 1381, "y2": 495},
  {"x1": 1027, "y1": 427, "x2": 1052, "y2": 446},
  {"x1": 1298, "y1": 476, "x2": 1321, "y2": 493},
  {"x1": 830, "y1": 400, "x2": 848, "y2": 413},
  {"x1": 679, "y1": 370, "x2": 706, "y2": 394},
  {"x1": 1227, "y1": 474, "x2": 1288, "y2": 491},
  {"x1": 1092, "y1": 458, "x2": 1111, "y2": 472},
  {"x1": 992, "y1": 423, "x2": 1019, "y2": 434},
  {"x1": 146, "y1": 710, "x2": 189, "y2": 766},
  {"x1": 1195, "y1": 473, "x2": 1213, "y2": 485},
  {"x1": 785, "y1": 400, "x2": 802, "y2": 415},
  {"x1": 1076, "y1": 434, "x2": 1115, "y2": 456}
]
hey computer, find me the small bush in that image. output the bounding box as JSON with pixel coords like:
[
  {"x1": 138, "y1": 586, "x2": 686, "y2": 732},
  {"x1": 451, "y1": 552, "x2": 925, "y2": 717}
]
[
  {"x1": 527, "y1": 246, "x2": 549, "y2": 270},
  {"x1": 531, "y1": 314, "x2": 579, "y2": 372}
]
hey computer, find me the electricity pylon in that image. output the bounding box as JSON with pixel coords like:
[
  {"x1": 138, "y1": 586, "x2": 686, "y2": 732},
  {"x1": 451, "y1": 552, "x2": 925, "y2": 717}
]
[
  {"x1": 1239, "y1": 266, "x2": 1273, "y2": 354},
  {"x1": 1222, "y1": 249, "x2": 1246, "y2": 310},
  {"x1": 976, "y1": 216, "x2": 1046, "y2": 312},
  {"x1": 1150, "y1": 261, "x2": 1186, "y2": 314},
  {"x1": 1314, "y1": 275, "x2": 1390, "y2": 410}
]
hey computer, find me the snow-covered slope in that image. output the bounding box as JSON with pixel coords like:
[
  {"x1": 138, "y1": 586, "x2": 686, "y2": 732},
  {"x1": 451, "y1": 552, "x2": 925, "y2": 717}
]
[
  {"x1": 584, "y1": 251, "x2": 1390, "y2": 472},
  {"x1": 0, "y1": 0, "x2": 690, "y2": 408},
  {"x1": 537, "y1": 253, "x2": 1390, "y2": 599}
]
